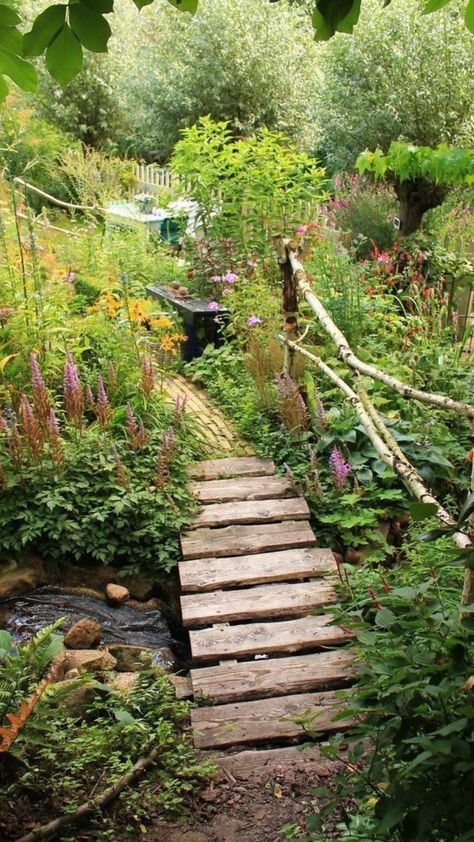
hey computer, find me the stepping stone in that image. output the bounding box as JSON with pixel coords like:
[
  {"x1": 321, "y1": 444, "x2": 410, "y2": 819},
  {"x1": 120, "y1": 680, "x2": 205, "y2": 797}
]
[
  {"x1": 187, "y1": 457, "x2": 275, "y2": 481},
  {"x1": 191, "y1": 690, "x2": 353, "y2": 748},
  {"x1": 189, "y1": 614, "x2": 349, "y2": 662},
  {"x1": 179, "y1": 547, "x2": 337, "y2": 593},
  {"x1": 181, "y1": 580, "x2": 336, "y2": 627},
  {"x1": 189, "y1": 497, "x2": 310, "y2": 529},
  {"x1": 180, "y1": 520, "x2": 316, "y2": 559},
  {"x1": 191, "y1": 650, "x2": 356, "y2": 703}
]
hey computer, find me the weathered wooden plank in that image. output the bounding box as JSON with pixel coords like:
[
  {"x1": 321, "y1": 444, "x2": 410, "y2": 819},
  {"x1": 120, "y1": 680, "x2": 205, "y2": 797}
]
[
  {"x1": 190, "y1": 497, "x2": 310, "y2": 529},
  {"x1": 180, "y1": 521, "x2": 315, "y2": 560},
  {"x1": 191, "y1": 650, "x2": 355, "y2": 703},
  {"x1": 214, "y1": 744, "x2": 338, "y2": 781},
  {"x1": 189, "y1": 614, "x2": 348, "y2": 662},
  {"x1": 181, "y1": 580, "x2": 336, "y2": 627},
  {"x1": 187, "y1": 457, "x2": 275, "y2": 481},
  {"x1": 191, "y1": 690, "x2": 353, "y2": 748},
  {"x1": 192, "y1": 475, "x2": 293, "y2": 504},
  {"x1": 179, "y1": 547, "x2": 336, "y2": 593}
]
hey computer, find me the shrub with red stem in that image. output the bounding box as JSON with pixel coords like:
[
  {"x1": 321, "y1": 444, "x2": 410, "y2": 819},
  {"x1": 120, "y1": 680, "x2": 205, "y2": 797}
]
[
  {"x1": 29, "y1": 352, "x2": 50, "y2": 424},
  {"x1": 63, "y1": 351, "x2": 84, "y2": 427},
  {"x1": 95, "y1": 376, "x2": 111, "y2": 429}
]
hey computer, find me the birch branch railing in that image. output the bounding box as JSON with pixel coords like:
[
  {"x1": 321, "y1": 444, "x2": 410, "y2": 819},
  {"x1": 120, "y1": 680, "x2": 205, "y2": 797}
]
[{"x1": 275, "y1": 236, "x2": 474, "y2": 601}]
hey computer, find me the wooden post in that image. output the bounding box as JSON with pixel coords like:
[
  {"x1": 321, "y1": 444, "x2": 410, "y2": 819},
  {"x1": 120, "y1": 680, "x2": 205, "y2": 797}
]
[{"x1": 274, "y1": 236, "x2": 299, "y2": 376}]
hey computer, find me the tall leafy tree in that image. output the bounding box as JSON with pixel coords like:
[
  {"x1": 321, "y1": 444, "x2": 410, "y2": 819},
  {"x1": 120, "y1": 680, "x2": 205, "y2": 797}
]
[
  {"x1": 316, "y1": 0, "x2": 474, "y2": 172},
  {"x1": 108, "y1": 0, "x2": 322, "y2": 161},
  {"x1": 0, "y1": 0, "x2": 471, "y2": 105}
]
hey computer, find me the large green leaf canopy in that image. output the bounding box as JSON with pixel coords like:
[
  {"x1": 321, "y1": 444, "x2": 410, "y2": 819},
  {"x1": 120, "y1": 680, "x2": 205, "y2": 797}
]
[{"x1": 0, "y1": 0, "x2": 471, "y2": 104}]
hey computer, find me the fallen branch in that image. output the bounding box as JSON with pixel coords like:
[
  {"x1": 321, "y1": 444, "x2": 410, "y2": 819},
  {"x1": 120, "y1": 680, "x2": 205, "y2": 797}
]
[
  {"x1": 279, "y1": 239, "x2": 474, "y2": 421},
  {"x1": 279, "y1": 335, "x2": 471, "y2": 551},
  {"x1": 16, "y1": 739, "x2": 161, "y2": 842},
  {"x1": 13, "y1": 177, "x2": 97, "y2": 213}
]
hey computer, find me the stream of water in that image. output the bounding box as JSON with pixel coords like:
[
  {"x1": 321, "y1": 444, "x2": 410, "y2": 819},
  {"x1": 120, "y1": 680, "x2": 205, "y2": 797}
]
[{"x1": 5, "y1": 586, "x2": 175, "y2": 650}]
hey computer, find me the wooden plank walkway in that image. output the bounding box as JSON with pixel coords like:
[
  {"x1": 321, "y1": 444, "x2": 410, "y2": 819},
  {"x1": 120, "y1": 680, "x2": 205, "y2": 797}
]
[
  {"x1": 164, "y1": 376, "x2": 253, "y2": 457},
  {"x1": 178, "y1": 456, "x2": 355, "y2": 770}
]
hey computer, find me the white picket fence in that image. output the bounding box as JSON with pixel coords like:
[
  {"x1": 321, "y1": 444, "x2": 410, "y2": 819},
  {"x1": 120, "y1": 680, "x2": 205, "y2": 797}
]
[{"x1": 133, "y1": 163, "x2": 177, "y2": 195}]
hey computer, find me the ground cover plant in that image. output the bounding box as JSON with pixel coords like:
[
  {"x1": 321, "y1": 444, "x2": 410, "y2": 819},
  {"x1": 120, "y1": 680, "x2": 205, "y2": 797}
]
[{"x1": 0, "y1": 624, "x2": 211, "y2": 840}]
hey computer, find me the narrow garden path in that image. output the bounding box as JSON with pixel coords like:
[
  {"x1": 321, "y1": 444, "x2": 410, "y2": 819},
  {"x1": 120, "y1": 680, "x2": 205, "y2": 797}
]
[
  {"x1": 178, "y1": 455, "x2": 356, "y2": 779},
  {"x1": 164, "y1": 375, "x2": 253, "y2": 456}
]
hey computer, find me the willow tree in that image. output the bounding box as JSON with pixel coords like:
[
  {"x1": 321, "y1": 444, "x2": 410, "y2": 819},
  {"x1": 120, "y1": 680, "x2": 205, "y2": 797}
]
[{"x1": 357, "y1": 142, "x2": 474, "y2": 235}]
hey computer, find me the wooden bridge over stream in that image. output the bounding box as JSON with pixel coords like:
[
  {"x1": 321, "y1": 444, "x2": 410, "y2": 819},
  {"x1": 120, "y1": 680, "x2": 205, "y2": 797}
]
[{"x1": 178, "y1": 455, "x2": 356, "y2": 776}]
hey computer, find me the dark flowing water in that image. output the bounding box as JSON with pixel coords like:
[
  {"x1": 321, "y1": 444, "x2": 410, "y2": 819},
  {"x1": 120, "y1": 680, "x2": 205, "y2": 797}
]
[{"x1": 6, "y1": 586, "x2": 174, "y2": 650}]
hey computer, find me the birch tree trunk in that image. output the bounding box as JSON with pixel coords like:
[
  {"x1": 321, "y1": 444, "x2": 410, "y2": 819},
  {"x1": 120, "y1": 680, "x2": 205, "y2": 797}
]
[
  {"x1": 280, "y1": 335, "x2": 471, "y2": 551},
  {"x1": 280, "y1": 240, "x2": 474, "y2": 421}
]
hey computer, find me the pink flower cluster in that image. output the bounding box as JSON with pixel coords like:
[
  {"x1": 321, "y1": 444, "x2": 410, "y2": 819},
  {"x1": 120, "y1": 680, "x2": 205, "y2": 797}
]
[{"x1": 329, "y1": 446, "x2": 352, "y2": 492}]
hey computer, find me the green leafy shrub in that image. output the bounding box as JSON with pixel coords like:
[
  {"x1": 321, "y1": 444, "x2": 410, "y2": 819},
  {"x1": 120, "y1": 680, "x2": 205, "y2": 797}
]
[
  {"x1": 0, "y1": 104, "x2": 81, "y2": 208},
  {"x1": 306, "y1": 538, "x2": 474, "y2": 842},
  {"x1": 0, "y1": 350, "x2": 200, "y2": 574}
]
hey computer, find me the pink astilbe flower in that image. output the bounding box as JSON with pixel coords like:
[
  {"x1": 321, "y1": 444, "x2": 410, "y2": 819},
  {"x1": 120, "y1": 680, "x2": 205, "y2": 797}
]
[
  {"x1": 0, "y1": 415, "x2": 7, "y2": 431},
  {"x1": 7, "y1": 419, "x2": 23, "y2": 468},
  {"x1": 108, "y1": 361, "x2": 117, "y2": 394},
  {"x1": 329, "y1": 446, "x2": 352, "y2": 492},
  {"x1": 126, "y1": 401, "x2": 144, "y2": 449},
  {"x1": 63, "y1": 351, "x2": 84, "y2": 426},
  {"x1": 173, "y1": 394, "x2": 187, "y2": 424},
  {"x1": 137, "y1": 419, "x2": 148, "y2": 448},
  {"x1": 47, "y1": 407, "x2": 64, "y2": 468},
  {"x1": 315, "y1": 394, "x2": 327, "y2": 430},
  {"x1": 111, "y1": 443, "x2": 129, "y2": 488},
  {"x1": 30, "y1": 352, "x2": 51, "y2": 423},
  {"x1": 140, "y1": 355, "x2": 154, "y2": 397},
  {"x1": 19, "y1": 394, "x2": 43, "y2": 461},
  {"x1": 0, "y1": 458, "x2": 6, "y2": 489},
  {"x1": 275, "y1": 372, "x2": 308, "y2": 432},
  {"x1": 126, "y1": 402, "x2": 137, "y2": 437},
  {"x1": 85, "y1": 384, "x2": 95, "y2": 409},
  {"x1": 162, "y1": 427, "x2": 176, "y2": 459},
  {"x1": 95, "y1": 376, "x2": 111, "y2": 429}
]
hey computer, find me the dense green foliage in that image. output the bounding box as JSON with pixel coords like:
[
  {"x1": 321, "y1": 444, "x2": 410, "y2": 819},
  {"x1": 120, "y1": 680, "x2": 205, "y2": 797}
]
[
  {"x1": 301, "y1": 538, "x2": 474, "y2": 842},
  {"x1": 318, "y1": 0, "x2": 474, "y2": 172},
  {"x1": 0, "y1": 627, "x2": 211, "y2": 839},
  {"x1": 109, "y1": 0, "x2": 321, "y2": 161}
]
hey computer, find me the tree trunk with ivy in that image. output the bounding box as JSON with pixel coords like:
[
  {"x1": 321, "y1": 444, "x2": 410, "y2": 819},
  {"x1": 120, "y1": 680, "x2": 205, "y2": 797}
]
[{"x1": 394, "y1": 177, "x2": 448, "y2": 236}]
